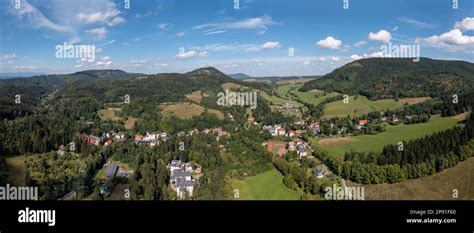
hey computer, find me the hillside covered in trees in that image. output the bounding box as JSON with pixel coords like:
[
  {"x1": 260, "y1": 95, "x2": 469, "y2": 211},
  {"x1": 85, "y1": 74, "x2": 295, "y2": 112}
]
[{"x1": 300, "y1": 58, "x2": 474, "y2": 100}]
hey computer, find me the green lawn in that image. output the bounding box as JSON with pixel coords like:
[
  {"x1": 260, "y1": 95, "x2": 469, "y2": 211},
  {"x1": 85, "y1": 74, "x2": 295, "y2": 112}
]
[
  {"x1": 323, "y1": 95, "x2": 403, "y2": 118},
  {"x1": 315, "y1": 115, "x2": 462, "y2": 157},
  {"x1": 231, "y1": 169, "x2": 300, "y2": 200},
  {"x1": 277, "y1": 84, "x2": 338, "y2": 106}
]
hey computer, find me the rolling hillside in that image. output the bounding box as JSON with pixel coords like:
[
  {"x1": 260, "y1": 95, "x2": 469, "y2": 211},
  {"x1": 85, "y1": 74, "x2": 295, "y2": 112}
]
[{"x1": 300, "y1": 58, "x2": 474, "y2": 100}]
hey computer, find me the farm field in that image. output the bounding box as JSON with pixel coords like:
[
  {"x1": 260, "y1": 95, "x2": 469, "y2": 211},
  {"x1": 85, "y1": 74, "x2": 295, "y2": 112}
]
[
  {"x1": 159, "y1": 102, "x2": 224, "y2": 120},
  {"x1": 315, "y1": 114, "x2": 464, "y2": 157},
  {"x1": 348, "y1": 157, "x2": 474, "y2": 200},
  {"x1": 231, "y1": 169, "x2": 300, "y2": 200}
]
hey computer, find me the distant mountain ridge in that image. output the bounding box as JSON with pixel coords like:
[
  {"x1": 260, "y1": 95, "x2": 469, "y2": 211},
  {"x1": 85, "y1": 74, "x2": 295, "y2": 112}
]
[
  {"x1": 300, "y1": 57, "x2": 474, "y2": 100},
  {"x1": 0, "y1": 72, "x2": 48, "y2": 79},
  {"x1": 228, "y1": 73, "x2": 252, "y2": 79}
]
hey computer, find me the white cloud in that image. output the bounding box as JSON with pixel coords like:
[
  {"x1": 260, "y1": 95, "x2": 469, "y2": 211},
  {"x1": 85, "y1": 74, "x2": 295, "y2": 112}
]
[
  {"x1": 158, "y1": 23, "x2": 174, "y2": 30},
  {"x1": 330, "y1": 56, "x2": 340, "y2": 62},
  {"x1": 396, "y1": 17, "x2": 434, "y2": 29},
  {"x1": 198, "y1": 51, "x2": 208, "y2": 57},
  {"x1": 354, "y1": 40, "x2": 366, "y2": 47},
  {"x1": 176, "y1": 50, "x2": 197, "y2": 59},
  {"x1": 9, "y1": 0, "x2": 72, "y2": 33},
  {"x1": 194, "y1": 16, "x2": 280, "y2": 35},
  {"x1": 192, "y1": 43, "x2": 261, "y2": 52},
  {"x1": 454, "y1": 17, "x2": 474, "y2": 31},
  {"x1": 175, "y1": 32, "x2": 185, "y2": 37},
  {"x1": 303, "y1": 61, "x2": 310, "y2": 65},
  {"x1": 317, "y1": 36, "x2": 342, "y2": 49},
  {"x1": 76, "y1": 2, "x2": 124, "y2": 26},
  {"x1": 368, "y1": 30, "x2": 392, "y2": 43},
  {"x1": 86, "y1": 27, "x2": 107, "y2": 39},
  {"x1": 424, "y1": 29, "x2": 474, "y2": 46},
  {"x1": 262, "y1": 41, "x2": 281, "y2": 50},
  {"x1": 1, "y1": 54, "x2": 16, "y2": 64},
  {"x1": 96, "y1": 56, "x2": 112, "y2": 66},
  {"x1": 350, "y1": 54, "x2": 363, "y2": 60}
]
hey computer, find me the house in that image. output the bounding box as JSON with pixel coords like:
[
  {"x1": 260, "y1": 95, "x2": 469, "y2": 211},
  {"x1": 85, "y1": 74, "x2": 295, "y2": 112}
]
[
  {"x1": 104, "y1": 140, "x2": 113, "y2": 146},
  {"x1": 296, "y1": 144, "x2": 307, "y2": 157},
  {"x1": 83, "y1": 134, "x2": 102, "y2": 146},
  {"x1": 177, "y1": 131, "x2": 186, "y2": 137},
  {"x1": 357, "y1": 119, "x2": 369, "y2": 130},
  {"x1": 312, "y1": 168, "x2": 325, "y2": 178},
  {"x1": 57, "y1": 145, "x2": 65, "y2": 155},
  {"x1": 134, "y1": 134, "x2": 144, "y2": 141},
  {"x1": 169, "y1": 160, "x2": 195, "y2": 198},
  {"x1": 287, "y1": 130, "x2": 295, "y2": 137},
  {"x1": 105, "y1": 163, "x2": 119, "y2": 180},
  {"x1": 202, "y1": 129, "x2": 210, "y2": 135},
  {"x1": 381, "y1": 116, "x2": 388, "y2": 122},
  {"x1": 113, "y1": 132, "x2": 125, "y2": 142},
  {"x1": 159, "y1": 132, "x2": 171, "y2": 141},
  {"x1": 392, "y1": 115, "x2": 399, "y2": 123},
  {"x1": 227, "y1": 113, "x2": 234, "y2": 120},
  {"x1": 277, "y1": 127, "x2": 286, "y2": 136},
  {"x1": 359, "y1": 119, "x2": 368, "y2": 126}
]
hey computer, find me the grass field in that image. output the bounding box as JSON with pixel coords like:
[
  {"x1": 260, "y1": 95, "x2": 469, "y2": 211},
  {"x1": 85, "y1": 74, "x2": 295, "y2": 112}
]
[
  {"x1": 98, "y1": 107, "x2": 137, "y2": 130},
  {"x1": 316, "y1": 114, "x2": 463, "y2": 157},
  {"x1": 185, "y1": 91, "x2": 203, "y2": 104},
  {"x1": 276, "y1": 84, "x2": 338, "y2": 106},
  {"x1": 323, "y1": 95, "x2": 431, "y2": 118},
  {"x1": 98, "y1": 107, "x2": 123, "y2": 121},
  {"x1": 5, "y1": 156, "x2": 28, "y2": 186},
  {"x1": 348, "y1": 157, "x2": 474, "y2": 200},
  {"x1": 323, "y1": 95, "x2": 403, "y2": 118},
  {"x1": 160, "y1": 102, "x2": 224, "y2": 120},
  {"x1": 231, "y1": 169, "x2": 300, "y2": 200}
]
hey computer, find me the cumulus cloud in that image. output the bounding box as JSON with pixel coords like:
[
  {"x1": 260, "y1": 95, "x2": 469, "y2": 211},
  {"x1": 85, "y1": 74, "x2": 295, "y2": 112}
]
[
  {"x1": 454, "y1": 17, "x2": 474, "y2": 31},
  {"x1": 86, "y1": 27, "x2": 107, "y2": 39},
  {"x1": 175, "y1": 32, "x2": 185, "y2": 37},
  {"x1": 176, "y1": 50, "x2": 197, "y2": 59},
  {"x1": 262, "y1": 41, "x2": 281, "y2": 50},
  {"x1": 76, "y1": 2, "x2": 124, "y2": 26},
  {"x1": 424, "y1": 29, "x2": 474, "y2": 46},
  {"x1": 96, "y1": 56, "x2": 112, "y2": 66},
  {"x1": 350, "y1": 54, "x2": 363, "y2": 60},
  {"x1": 368, "y1": 30, "x2": 392, "y2": 43},
  {"x1": 316, "y1": 36, "x2": 342, "y2": 49},
  {"x1": 198, "y1": 51, "x2": 208, "y2": 57}
]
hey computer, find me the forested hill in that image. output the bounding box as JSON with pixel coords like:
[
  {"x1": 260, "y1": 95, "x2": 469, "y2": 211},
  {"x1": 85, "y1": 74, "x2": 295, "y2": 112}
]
[
  {"x1": 0, "y1": 67, "x2": 270, "y2": 119},
  {"x1": 300, "y1": 58, "x2": 474, "y2": 100}
]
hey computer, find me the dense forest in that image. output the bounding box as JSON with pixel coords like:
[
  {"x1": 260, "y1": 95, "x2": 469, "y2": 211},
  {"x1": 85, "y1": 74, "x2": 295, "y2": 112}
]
[{"x1": 300, "y1": 58, "x2": 474, "y2": 100}]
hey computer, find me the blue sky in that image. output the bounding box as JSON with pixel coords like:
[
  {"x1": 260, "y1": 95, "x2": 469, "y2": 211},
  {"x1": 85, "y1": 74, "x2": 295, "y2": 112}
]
[{"x1": 0, "y1": 0, "x2": 473, "y2": 76}]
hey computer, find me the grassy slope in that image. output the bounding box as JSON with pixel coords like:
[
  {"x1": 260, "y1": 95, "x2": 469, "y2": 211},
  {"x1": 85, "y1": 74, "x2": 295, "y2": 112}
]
[
  {"x1": 277, "y1": 83, "x2": 338, "y2": 106},
  {"x1": 231, "y1": 169, "x2": 300, "y2": 200},
  {"x1": 350, "y1": 157, "x2": 474, "y2": 200},
  {"x1": 323, "y1": 95, "x2": 403, "y2": 118},
  {"x1": 315, "y1": 115, "x2": 462, "y2": 157}
]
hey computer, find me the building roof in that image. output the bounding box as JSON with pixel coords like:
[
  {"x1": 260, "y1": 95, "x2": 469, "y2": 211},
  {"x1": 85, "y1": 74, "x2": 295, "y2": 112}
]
[{"x1": 105, "y1": 163, "x2": 119, "y2": 179}]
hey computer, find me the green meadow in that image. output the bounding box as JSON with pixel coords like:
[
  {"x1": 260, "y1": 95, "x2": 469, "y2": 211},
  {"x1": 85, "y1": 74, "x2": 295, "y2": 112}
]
[
  {"x1": 231, "y1": 169, "x2": 300, "y2": 200},
  {"x1": 315, "y1": 115, "x2": 463, "y2": 157}
]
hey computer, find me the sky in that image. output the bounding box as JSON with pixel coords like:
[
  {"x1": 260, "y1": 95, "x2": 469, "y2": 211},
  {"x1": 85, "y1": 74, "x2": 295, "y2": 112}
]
[{"x1": 0, "y1": 0, "x2": 473, "y2": 76}]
